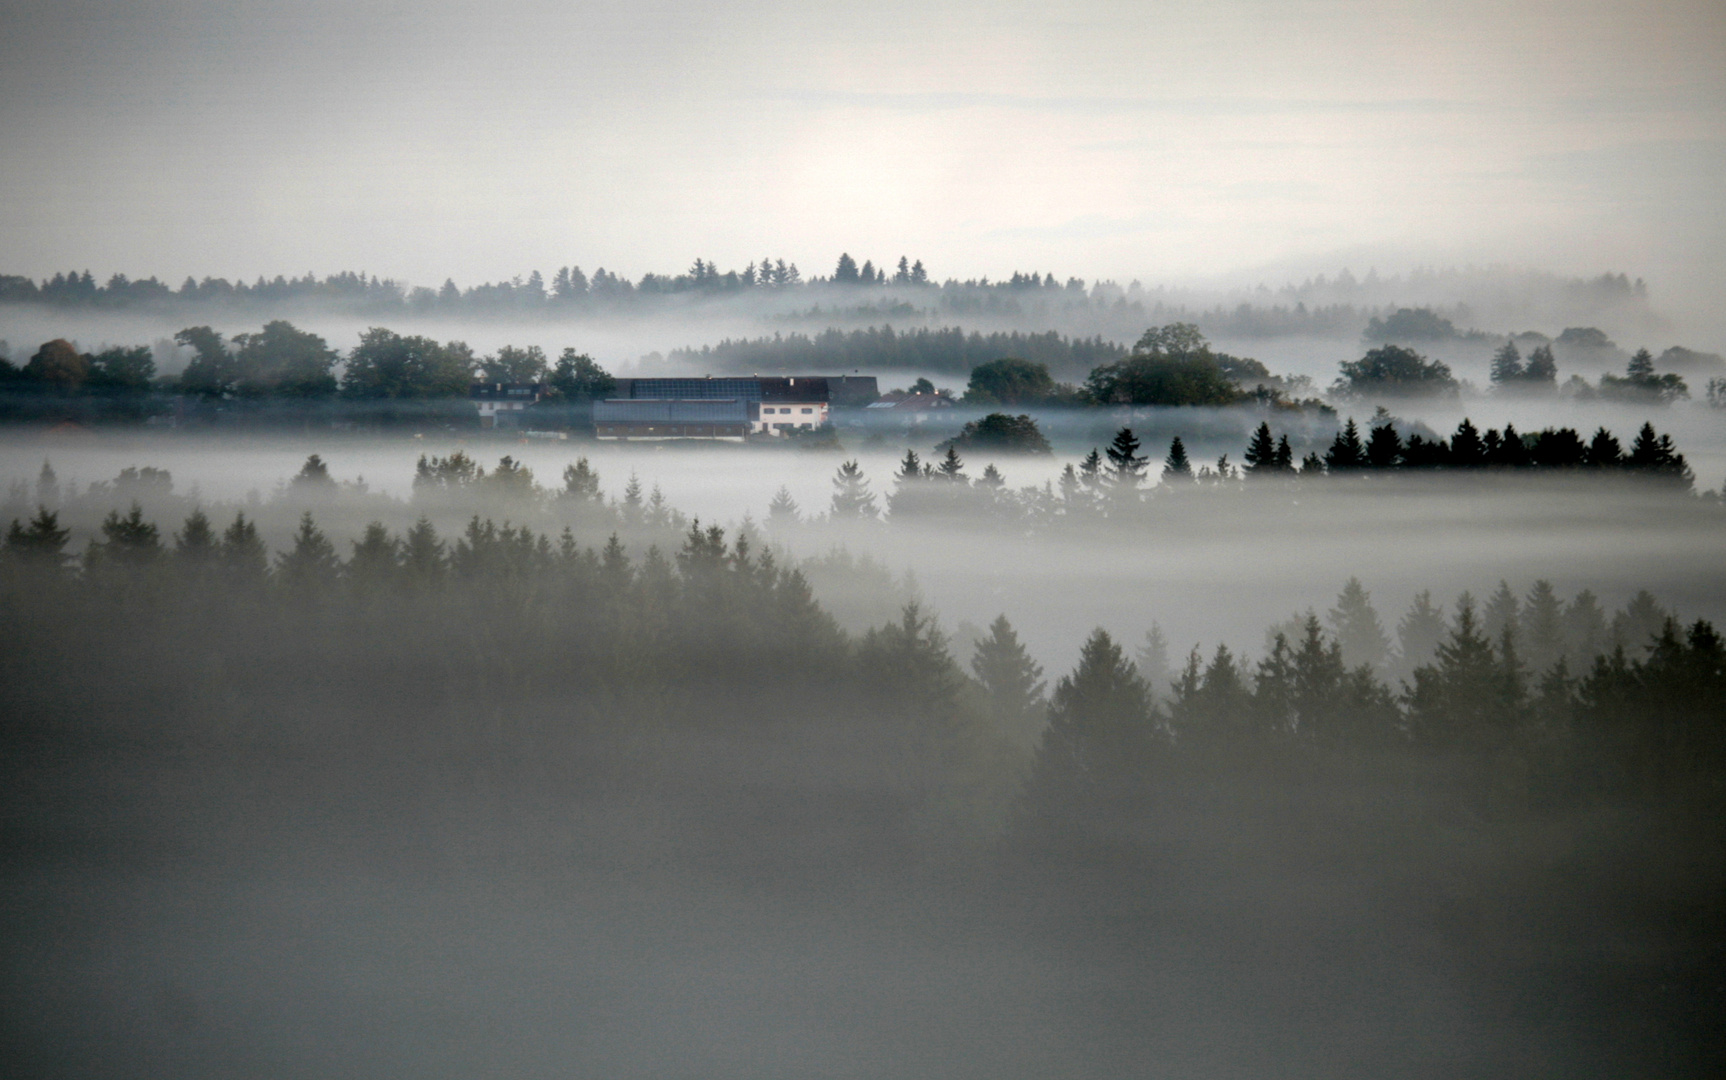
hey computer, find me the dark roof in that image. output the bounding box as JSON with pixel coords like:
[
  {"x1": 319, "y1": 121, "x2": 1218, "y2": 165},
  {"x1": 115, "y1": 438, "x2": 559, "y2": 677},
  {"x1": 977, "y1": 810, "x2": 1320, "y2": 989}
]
[
  {"x1": 470, "y1": 382, "x2": 543, "y2": 400},
  {"x1": 615, "y1": 377, "x2": 767, "y2": 402},
  {"x1": 593, "y1": 398, "x2": 750, "y2": 423},
  {"x1": 613, "y1": 375, "x2": 878, "y2": 405},
  {"x1": 759, "y1": 377, "x2": 828, "y2": 403}
]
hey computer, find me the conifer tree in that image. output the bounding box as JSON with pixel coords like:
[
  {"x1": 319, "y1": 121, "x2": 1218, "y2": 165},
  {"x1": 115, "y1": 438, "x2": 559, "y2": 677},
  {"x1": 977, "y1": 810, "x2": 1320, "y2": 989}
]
[
  {"x1": 1243, "y1": 422, "x2": 1278, "y2": 476},
  {"x1": 1328, "y1": 577, "x2": 1389, "y2": 672},
  {"x1": 1365, "y1": 422, "x2": 1402, "y2": 468},
  {"x1": 348, "y1": 522, "x2": 400, "y2": 591},
  {"x1": 1161, "y1": 436, "x2": 1193, "y2": 482},
  {"x1": 936, "y1": 446, "x2": 966, "y2": 483},
  {"x1": 1324, "y1": 419, "x2": 1364, "y2": 471},
  {"x1": 1489, "y1": 341, "x2": 1523, "y2": 385},
  {"x1": 174, "y1": 509, "x2": 218, "y2": 566},
  {"x1": 1273, "y1": 434, "x2": 1294, "y2": 471},
  {"x1": 829, "y1": 460, "x2": 878, "y2": 519},
  {"x1": 1104, "y1": 427, "x2": 1148, "y2": 486},
  {"x1": 400, "y1": 518, "x2": 445, "y2": 585},
  {"x1": 92, "y1": 504, "x2": 161, "y2": 569},
  {"x1": 1560, "y1": 589, "x2": 1607, "y2": 663},
  {"x1": 221, "y1": 512, "x2": 268, "y2": 586},
  {"x1": 1079, "y1": 448, "x2": 1105, "y2": 491},
  {"x1": 1015, "y1": 629, "x2": 1152, "y2": 842},
  {"x1": 971, "y1": 615, "x2": 1047, "y2": 749},
  {"x1": 1393, "y1": 590, "x2": 1446, "y2": 683},
  {"x1": 275, "y1": 512, "x2": 340, "y2": 593},
  {"x1": 3, "y1": 507, "x2": 71, "y2": 570},
  {"x1": 1482, "y1": 580, "x2": 1520, "y2": 647},
  {"x1": 1134, "y1": 624, "x2": 1170, "y2": 708},
  {"x1": 767, "y1": 486, "x2": 800, "y2": 525},
  {"x1": 1521, "y1": 580, "x2": 1565, "y2": 674}
]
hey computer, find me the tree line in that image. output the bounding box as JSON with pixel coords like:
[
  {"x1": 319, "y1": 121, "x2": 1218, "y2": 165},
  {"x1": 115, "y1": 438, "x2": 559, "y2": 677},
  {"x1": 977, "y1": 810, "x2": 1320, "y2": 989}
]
[{"x1": 5, "y1": 496, "x2": 1720, "y2": 826}]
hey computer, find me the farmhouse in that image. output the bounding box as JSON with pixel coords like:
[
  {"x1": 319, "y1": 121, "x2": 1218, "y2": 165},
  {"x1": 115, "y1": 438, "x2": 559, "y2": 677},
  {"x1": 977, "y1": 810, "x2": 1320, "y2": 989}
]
[{"x1": 471, "y1": 382, "x2": 544, "y2": 428}]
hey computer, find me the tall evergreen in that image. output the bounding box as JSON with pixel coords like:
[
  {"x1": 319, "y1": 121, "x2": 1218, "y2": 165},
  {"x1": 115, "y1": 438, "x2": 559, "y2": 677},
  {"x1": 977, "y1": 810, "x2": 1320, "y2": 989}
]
[
  {"x1": 1243, "y1": 422, "x2": 1278, "y2": 476},
  {"x1": 1014, "y1": 630, "x2": 1152, "y2": 844},
  {"x1": 1328, "y1": 578, "x2": 1390, "y2": 672},
  {"x1": 1161, "y1": 436, "x2": 1193, "y2": 482},
  {"x1": 1324, "y1": 419, "x2": 1364, "y2": 471},
  {"x1": 1104, "y1": 427, "x2": 1148, "y2": 486},
  {"x1": 971, "y1": 615, "x2": 1047, "y2": 750},
  {"x1": 829, "y1": 460, "x2": 879, "y2": 519}
]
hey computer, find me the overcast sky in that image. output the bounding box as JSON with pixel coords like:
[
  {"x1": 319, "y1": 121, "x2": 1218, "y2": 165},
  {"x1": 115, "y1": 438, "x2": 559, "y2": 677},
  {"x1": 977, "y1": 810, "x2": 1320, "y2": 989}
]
[{"x1": 2, "y1": 0, "x2": 1721, "y2": 305}]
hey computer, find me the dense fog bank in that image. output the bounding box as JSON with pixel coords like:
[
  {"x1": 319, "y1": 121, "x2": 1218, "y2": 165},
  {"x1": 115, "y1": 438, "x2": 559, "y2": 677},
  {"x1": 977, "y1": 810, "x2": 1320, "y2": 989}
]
[{"x1": 1, "y1": 474, "x2": 1722, "y2": 1078}]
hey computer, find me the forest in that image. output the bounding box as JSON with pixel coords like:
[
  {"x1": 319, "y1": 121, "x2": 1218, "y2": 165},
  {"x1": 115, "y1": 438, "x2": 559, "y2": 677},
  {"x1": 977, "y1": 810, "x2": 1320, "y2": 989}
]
[{"x1": 2, "y1": 476, "x2": 1722, "y2": 1075}]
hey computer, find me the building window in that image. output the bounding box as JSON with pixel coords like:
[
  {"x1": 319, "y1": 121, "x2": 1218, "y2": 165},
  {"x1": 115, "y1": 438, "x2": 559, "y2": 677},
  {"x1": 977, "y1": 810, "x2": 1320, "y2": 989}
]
[{"x1": 800, "y1": 407, "x2": 813, "y2": 414}]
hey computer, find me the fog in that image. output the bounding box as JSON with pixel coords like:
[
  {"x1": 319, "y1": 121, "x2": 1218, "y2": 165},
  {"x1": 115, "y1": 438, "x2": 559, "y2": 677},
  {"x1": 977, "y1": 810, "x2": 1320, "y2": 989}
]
[{"x1": 4, "y1": 0, "x2": 1725, "y2": 1073}]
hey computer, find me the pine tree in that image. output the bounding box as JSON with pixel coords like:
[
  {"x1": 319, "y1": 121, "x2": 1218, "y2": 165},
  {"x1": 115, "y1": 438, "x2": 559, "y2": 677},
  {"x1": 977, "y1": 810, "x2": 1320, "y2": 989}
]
[
  {"x1": 1482, "y1": 580, "x2": 1520, "y2": 647},
  {"x1": 1243, "y1": 422, "x2": 1278, "y2": 476},
  {"x1": 1489, "y1": 341, "x2": 1523, "y2": 385},
  {"x1": 767, "y1": 486, "x2": 800, "y2": 525},
  {"x1": 1449, "y1": 418, "x2": 1485, "y2": 466},
  {"x1": 174, "y1": 509, "x2": 218, "y2": 566},
  {"x1": 1014, "y1": 629, "x2": 1152, "y2": 842},
  {"x1": 348, "y1": 522, "x2": 400, "y2": 591},
  {"x1": 1327, "y1": 577, "x2": 1389, "y2": 672},
  {"x1": 1393, "y1": 590, "x2": 1446, "y2": 684},
  {"x1": 1522, "y1": 580, "x2": 1565, "y2": 674},
  {"x1": 1273, "y1": 434, "x2": 1294, "y2": 471},
  {"x1": 1407, "y1": 594, "x2": 1504, "y2": 748},
  {"x1": 3, "y1": 507, "x2": 71, "y2": 569},
  {"x1": 829, "y1": 460, "x2": 878, "y2": 519},
  {"x1": 1079, "y1": 448, "x2": 1105, "y2": 491},
  {"x1": 1134, "y1": 624, "x2": 1170, "y2": 708},
  {"x1": 1324, "y1": 419, "x2": 1364, "y2": 470},
  {"x1": 1560, "y1": 589, "x2": 1607, "y2": 664},
  {"x1": 1524, "y1": 344, "x2": 1557, "y2": 384},
  {"x1": 936, "y1": 446, "x2": 966, "y2": 483},
  {"x1": 221, "y1": 512, "x2": 268, "y2": 586},
  {"x1": 971, "y1": 615, "x2": 1047, "y2": 749},
  {"x1": 896, "y1": 449, "x2": 922, "y2": 484},
  {"x1": 275, "y1": 512, "x2": 340, "y2": 592},
  {"x1": 1105, "y1": 427, "x2": 1148, "y2": 486},
  {"x1": 1161, "y1": 436, "x2": 1193, "y2": 482},
  {"x1": 1365, "y1": 423, "x2": 1402, "y2": 468},
  {"x1": 401, "y1": 517, "x2": 445, "y2": 585},
  {"x1": 92, "y1": 504, "x2": 161, "y2": 569}
]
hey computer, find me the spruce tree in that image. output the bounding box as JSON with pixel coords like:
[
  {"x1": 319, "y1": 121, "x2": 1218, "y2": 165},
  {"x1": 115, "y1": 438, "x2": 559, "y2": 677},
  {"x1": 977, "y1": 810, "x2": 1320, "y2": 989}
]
[
  {"x1": 1365, "y1": 423, "x2": 1402, "y2": 468},
  {"x1": 1015, "y1": 629, "x2": 1151, "y2": 843},
  {"x1": 1243, "y1": 422, "x2": 1278, "y2": 476},
  {"x1": 1522, "y1": 580, "x2": 1566, "y2": 675},
  {"x1": 3, "y1": 507, "x2": 71, "y2": 570},
  {"x1": 767, "y1": 486, "x2": 800, "y2": 525},
  {"x1": 971, "y1": 615, "x2": 1047, "y2": 750},
  {"x1": 829, "y1": 460, "x2": 878, "y2": 519},
  {"x1": 174, "y1": 509, "x2": 219, "y2": 566},
  {"x1": 275, "y1": 512, "x2": 340, "y2": 593},
  {"x1": 1324, "y1": 419, "x2": 1364, "y2": 470},
  {"x1": 221, "y1": 512, "x2": 269, "y2": 587},
  {"x1": 1489, "y1": 341, "x2": 1523, "y2": 385},
  {"x1": 1161, "y1": 436, "x2": 1193, "y2": 482},
  {"x1": 1327, "y1": 577, "x2": 1390, "y2": 672},
  {"x1": 1105, "y1": 427, "x2": 1148, "y2": 486},
  {"x1": 1393, "y1": 590, "x2": 1446, "y2": 684}
]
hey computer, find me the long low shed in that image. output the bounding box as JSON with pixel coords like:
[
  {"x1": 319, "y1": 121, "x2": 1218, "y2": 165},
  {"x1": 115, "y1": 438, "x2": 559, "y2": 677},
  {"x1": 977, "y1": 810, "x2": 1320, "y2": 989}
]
[{"x1": 592, "y1": 398, "x2": 751, "y2": 439}]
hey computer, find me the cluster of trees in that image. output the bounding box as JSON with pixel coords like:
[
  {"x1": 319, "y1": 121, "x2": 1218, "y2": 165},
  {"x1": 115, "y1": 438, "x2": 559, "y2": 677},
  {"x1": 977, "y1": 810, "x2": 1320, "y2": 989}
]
[
  {"x1": 6, "y1": 494, "x2": 1719, "y2": 826},
  {"x1": 669, "y1": 327, "x2": 1127, "y2": 378},
  {"x1": 789, "y1": 417, "x2": 1700, "y2": 532},
  {"x1": 0, "y1": 323, "x2": 618, "y2": 423}
]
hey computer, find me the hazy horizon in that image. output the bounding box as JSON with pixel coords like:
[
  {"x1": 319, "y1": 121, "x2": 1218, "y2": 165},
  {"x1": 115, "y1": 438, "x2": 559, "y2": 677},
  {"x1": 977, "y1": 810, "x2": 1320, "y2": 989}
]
[{"x1": 3, "y1": 0, "x2": 1722, "y2": 317}]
